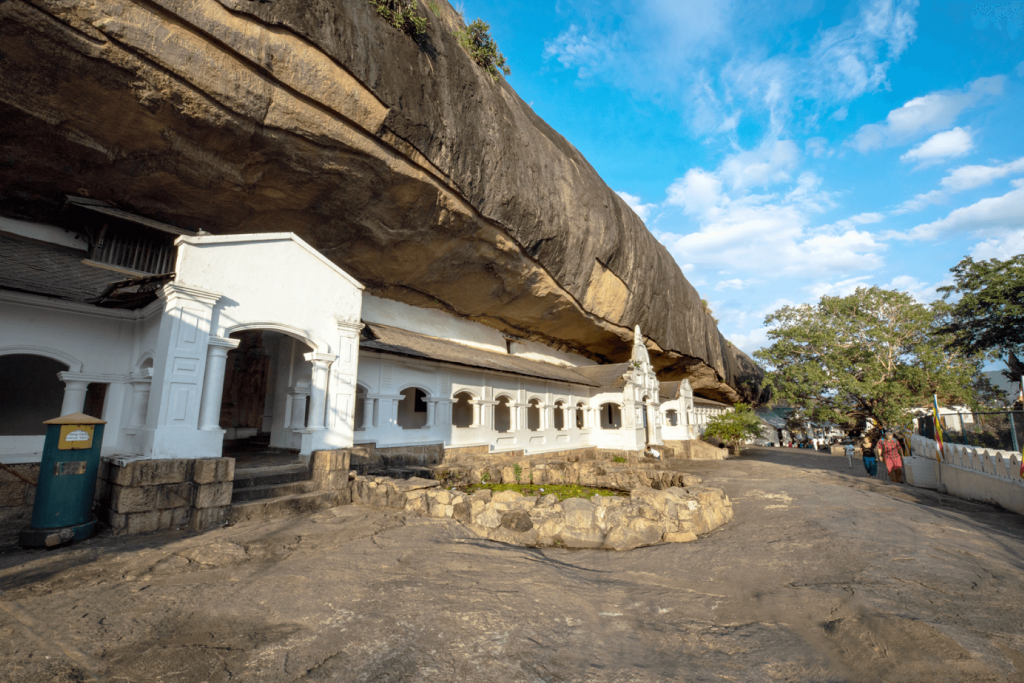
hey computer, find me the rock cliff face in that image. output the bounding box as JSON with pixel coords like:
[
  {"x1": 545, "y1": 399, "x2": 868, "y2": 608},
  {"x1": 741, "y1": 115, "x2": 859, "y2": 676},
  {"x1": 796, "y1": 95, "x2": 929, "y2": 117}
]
[{"x1": 0, "y1": 0, "x2": 763, "y2": 403}]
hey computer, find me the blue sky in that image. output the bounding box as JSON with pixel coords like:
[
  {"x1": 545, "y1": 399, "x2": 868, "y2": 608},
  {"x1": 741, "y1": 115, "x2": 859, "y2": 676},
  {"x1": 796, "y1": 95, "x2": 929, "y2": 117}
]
[{"x1": 457, "y1": 0, "x2": 1024, "y2": 357}]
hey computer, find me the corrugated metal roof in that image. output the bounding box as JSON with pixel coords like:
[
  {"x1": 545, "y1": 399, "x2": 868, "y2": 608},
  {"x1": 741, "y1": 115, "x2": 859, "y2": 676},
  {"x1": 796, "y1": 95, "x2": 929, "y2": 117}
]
[
  {"x1": 65, "y1": 196, "x2": 197, "y2": 236},
  {"x1": 361, "y1": 323, "x2": 601, "y2": 386}
]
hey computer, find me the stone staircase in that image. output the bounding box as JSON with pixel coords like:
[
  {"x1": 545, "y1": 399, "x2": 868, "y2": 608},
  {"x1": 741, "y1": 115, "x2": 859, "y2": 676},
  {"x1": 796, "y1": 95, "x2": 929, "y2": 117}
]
[{"x1": 229, "y1": 460, "x2": 346, "y2": 524}]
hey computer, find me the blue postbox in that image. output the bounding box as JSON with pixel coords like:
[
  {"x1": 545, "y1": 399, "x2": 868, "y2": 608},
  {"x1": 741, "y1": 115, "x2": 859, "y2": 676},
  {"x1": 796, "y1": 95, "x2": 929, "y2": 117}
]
[{"x1": 20, "y1": 412, "x2": 106, "y2": 548}]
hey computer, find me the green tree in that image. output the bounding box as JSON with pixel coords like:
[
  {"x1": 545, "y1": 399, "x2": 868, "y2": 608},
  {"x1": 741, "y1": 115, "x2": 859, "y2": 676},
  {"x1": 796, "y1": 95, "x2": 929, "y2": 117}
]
[
  {"x1": 703, "y1": 403, "x2": 763, "y2": 455},
  {"x1": 369, "y1": 0, "x2": 427, "y2": 43},
  {"x1": 453, "y1": 19, "x2": 510, "y2": 81},
  {"x1": 754, "y1": 287, "x2": 982, "y2": 431},
  {"x1": 937, "y1": 255, "x2": 1024, "y2": 363}
]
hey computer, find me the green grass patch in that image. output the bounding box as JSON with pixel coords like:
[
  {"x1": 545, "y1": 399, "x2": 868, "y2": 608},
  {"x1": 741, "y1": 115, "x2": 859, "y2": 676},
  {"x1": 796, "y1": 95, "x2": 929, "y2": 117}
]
[{"x1": 464, "y1": 482, "x2": 627, "y2": 501}]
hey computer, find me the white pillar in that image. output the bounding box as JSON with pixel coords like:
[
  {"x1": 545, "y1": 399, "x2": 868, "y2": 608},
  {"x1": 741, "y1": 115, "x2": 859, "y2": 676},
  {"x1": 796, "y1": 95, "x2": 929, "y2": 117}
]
[
  {"x1": 290, "y1": 388, "x2": 309, "y2": 429},
  {"x1": 424, "y1": 400, "x2": 436, "y2": 429},
  {"x1": 361, "y1": 398, "x2": 375, "y2": 430},
  {"x1": 471, "y1": 401, "x2": 482, "y2": 428},
  {"x1": 128, "y1": 373, "x2": 153, "y2": 429},
  {"x1": 58, "y1": 373, "x2": 90, "y2": 416},
  {"x1": 198, "y1": 337, "x2": 240, "y2": 431},
  {"x1": 303, "y1": 352, "x2": 336, "y2": 431}
]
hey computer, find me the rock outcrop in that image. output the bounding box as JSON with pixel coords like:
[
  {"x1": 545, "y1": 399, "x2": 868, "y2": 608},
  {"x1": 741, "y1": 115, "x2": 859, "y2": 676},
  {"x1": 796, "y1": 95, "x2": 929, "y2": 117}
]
[{"x1": 0, "y1": 0, "x2": 763, "y2": 402}]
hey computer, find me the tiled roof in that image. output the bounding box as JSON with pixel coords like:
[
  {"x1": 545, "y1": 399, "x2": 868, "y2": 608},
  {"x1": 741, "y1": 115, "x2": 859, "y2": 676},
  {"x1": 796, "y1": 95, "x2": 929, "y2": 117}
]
[
  {"x1": 693, "y1": 395, "x2": 731, "y2": 408},
  {"x1": 361, "y1": 323, "x2": 602, "y2": 387},
  {"x1": 659, "y1": 381, "x2": 683, "y2": 400},
  {"x1": 0, "y1": 233, "x2": 122, "y2": 302},
  {"x1": 572, "y1": 363, "x2": 633, "y2": 389}
]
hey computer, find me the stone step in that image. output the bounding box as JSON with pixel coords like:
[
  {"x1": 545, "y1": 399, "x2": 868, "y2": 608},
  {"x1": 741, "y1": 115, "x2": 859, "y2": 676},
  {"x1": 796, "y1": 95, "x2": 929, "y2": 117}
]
[
  {"x1": 231, "y1": 480, "x2": 320, "y2": 503},
  {"x1": 232, "y1": 464, "x2": 311, "y2": 490},
  {"x1": 228, "y1": 490, "x2": 349, "y2": 525}
]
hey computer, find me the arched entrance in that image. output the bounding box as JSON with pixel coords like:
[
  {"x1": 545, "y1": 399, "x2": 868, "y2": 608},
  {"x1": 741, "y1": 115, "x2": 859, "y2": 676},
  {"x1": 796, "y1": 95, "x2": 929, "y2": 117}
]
[
  {"x1": 452, "y1": 391, "x2": 474, "y2": 429},
  {"x1": 220, "y1": 329, "x2": 315, "y2": 458},
  {"x1": 397, "y1": 387, "x2": 429, "y2": 429},
  {"x1": 494, "y1": 396, "x2": 512, "y2": 433},
  {"x1": 0, "y1": 354, "x2": 68, "y2": 436}
]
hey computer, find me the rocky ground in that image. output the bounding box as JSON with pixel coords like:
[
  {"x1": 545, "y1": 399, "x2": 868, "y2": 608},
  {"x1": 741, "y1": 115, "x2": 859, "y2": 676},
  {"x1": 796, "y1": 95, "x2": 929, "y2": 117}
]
[{"x1": 2, "y1": 447, "x2": 1023, "y2": 682}]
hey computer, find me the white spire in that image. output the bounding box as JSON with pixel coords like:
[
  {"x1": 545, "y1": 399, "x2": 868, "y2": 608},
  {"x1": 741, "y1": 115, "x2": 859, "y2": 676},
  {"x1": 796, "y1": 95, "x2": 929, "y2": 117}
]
[{"x1": 631, "y1": 325, "x2": 650, "y2": 365}]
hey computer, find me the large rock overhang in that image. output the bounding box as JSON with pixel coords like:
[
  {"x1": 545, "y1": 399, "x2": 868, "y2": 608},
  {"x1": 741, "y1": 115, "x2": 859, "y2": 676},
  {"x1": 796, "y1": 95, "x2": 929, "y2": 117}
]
[{"x1": 0, "y1": 0, "x2": 764, "y2": 404}]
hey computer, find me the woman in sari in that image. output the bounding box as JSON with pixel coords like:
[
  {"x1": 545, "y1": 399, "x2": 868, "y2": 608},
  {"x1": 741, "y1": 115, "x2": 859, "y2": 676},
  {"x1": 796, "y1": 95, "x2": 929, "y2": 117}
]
[{"x1": 876, "y1": 430, "x2": 904, "y2": 483}]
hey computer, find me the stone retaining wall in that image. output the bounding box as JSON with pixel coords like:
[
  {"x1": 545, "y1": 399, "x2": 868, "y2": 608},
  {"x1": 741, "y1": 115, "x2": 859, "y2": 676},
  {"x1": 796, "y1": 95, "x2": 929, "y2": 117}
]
[
  {"x1": 95, "y1": 456, "x2": 235, "y2": 535},
  {"x1": 350, "y1": 475, "x2": 733, "y2": 550},
  {"x1": 0, "y1": 463, "x2": 40, "y2": 526},
  {"x1": 663, "y1": 440, "x2": 729, "y2": 460}
]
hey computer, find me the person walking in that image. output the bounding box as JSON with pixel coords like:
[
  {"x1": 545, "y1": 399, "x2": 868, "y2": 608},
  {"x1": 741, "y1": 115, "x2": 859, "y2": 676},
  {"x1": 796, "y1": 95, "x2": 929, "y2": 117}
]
[
  {"x1": 844, "y1": 441, "x2": 855, "y2": 468},
  {"x1": 876, "y1": 430, "x2": 904, "y2": 483},
  {"x1": 861, "y1": 436, "x2": 878, "y2": 477}
]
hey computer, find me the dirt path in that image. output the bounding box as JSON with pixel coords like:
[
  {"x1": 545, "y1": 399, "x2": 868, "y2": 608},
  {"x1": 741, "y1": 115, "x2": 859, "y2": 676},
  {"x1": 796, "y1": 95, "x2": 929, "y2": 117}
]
[{"x1": 2, "y1": 448, "x2": 1023, "y2": 682}]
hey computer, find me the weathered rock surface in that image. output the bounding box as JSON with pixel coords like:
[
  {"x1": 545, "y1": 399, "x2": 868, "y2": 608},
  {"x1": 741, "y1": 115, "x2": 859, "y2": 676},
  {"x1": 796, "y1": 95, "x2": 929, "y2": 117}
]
[
  {"x1": 4, "y1": 448, "x2": 1024, "y2": 682},
  {"x1": 0, "y1": 0, "x2": 762, "y2": 402}
]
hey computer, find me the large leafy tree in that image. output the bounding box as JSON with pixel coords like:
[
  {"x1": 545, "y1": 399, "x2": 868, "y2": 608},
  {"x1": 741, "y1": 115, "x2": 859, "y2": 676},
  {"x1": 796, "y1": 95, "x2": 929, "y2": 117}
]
[
  {"x1": 937, "y1": 254, "x2": 1024, "y2": 363},
  {"x1": 754, "y1": 287, "x2": 982, "y2": 431}
]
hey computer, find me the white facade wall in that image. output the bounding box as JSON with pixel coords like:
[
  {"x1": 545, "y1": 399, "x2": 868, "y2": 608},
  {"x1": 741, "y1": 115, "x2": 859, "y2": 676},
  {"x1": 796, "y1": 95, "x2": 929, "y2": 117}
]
[
  {"x1": 362, "y1": 294, "x2": 596, "y2": 369},
  {"x1": 907, "y1": 434, "x2": 1024, "y2": 516},
  {"x1": 0, "y1": 291, "x2": 163, "y2": 463},
  {"x1": 354, "y1": 352, "x2": 663, "y2": 455},
  {"x1": 660, "y1": 380, "x2": 695, "y2": 441}
]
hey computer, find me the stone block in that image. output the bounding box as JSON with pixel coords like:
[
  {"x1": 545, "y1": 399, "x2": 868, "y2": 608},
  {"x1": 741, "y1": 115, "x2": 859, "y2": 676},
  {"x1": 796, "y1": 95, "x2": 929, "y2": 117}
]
[
  {"x1": 561, "y1": 527, "x2": 605, "y2": 549},
  {"x1": 193, "y1": 482, "x2": 232, "y2": 509},
  {"x1": 628, "y1": 518, "x2": 666, "y2": 545},
  {"x1": 190, "y1": 506, "x2": 227, "y2": 531},
  {"x1": 111, "y1": 485, "x2": 159, "y2": 514},
  {"x1": 135, "y1": 459, "x2": 191, "y2": 486},
  {"x1": 452, "y1": 501, "x2": 472, "y2": 523},
  {"x1": 193, "y1": 458, "x2": 233, "y2": 484},
  {"x1": 492, "y1": 490, "x2": 522, "y2": 503},
  {"x1": 97, "y1": 460, "x2": 111, "y2": 483},
  {"x1": 104, "y1": 510, "x2": 127, "y2": 531},
  {"x1": 500, "y1": 510, "x2": 534, "y2": 532},
  {"x1": 156, "y1": 482, "x2": 193, "y2": 509},
  {"x1": 664, "y1": 531, "x2": 697, "y2": 543},
  {"x1": 93, "y1": 478, "x2": 111, "y2": 505},
  {"x1": 561, "y1": 498, "x2": 596, "y2": 529},
  {"x1": 0, "y1": 482, "x2": 28, "y2": 507},
  {"x1": 108, "y1": 462, "x2": 135, "y2": 487},
  {"x1": 125, "y1": 510, "x2": 162, "y2": 535},
  {"x1": 475, "y1": 506, "x2": 502, "y2": 529}
]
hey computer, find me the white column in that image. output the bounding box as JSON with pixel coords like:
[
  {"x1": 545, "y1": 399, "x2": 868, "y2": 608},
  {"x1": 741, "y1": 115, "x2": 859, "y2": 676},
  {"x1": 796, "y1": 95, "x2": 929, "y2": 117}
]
[
  {"x1": 198, "y1": 337, "x2": 240, "y2": 431},
  {"x1": 424, "y1": 400, "x2": 437, "y2": 429},
  {"x1": 303, "y1": 352, "x2": 336, "y2": 431},
  {"x1": 128, "y1": 372, "x2": 153, "y2": 429},
  {"x1": 57, "y1": 373, "x2": 90, "y2": 416},
  {"x1": 470, "y1": 401, "x2": 482, "y2": 428},
  {"x1": 361, "y1": 398, "x2": 375, "y2": 430},
  {"x1": 290, "y1": 393, "x2": 308, "y2": 429}
]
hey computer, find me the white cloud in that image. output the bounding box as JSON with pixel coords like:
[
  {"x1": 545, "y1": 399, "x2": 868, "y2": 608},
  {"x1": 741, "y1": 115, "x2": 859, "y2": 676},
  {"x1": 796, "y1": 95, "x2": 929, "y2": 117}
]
[
  {"x1": 940, "y1": 157, "x2": 1024, "y2": 192},
  {"x1": 805, "y1": 276, "x2": 872, "y2": 300},
  {"x1": 899, "y1": 183, "x2": 1024, "y2": 241},
  {"x1": 850, "y1": 76, "x2": 1004, "y2": 152},
  {"x1": 714, "y1": 278, "x2": 748, "y2": 291},
  {"x1": 892, "y1": 156, "x2": 1024, "y2": 213},
  {"x1": 719, "y1": 139, "x2": 801, "y2": 191},
  {"x1": 831, "y1": 106, "x2": 848, "y2": 121},
  {"x1": 665, "y1": 168, "x2": 725, "y2": 216},
  {"x1": 900, "y1": 127, "x2": 975, "y2": 168},
  {"x1": 882, "y1": 275, "x2": 950, "y2": 302},
  {"x1": 725, "y1": 326, "x2": 772, "y2": 355},
  {"x1": 545, "y1": 0, "x2": 920, "y2": 137},
  {"x1": 970, "y1": 230, "x2": 1024, "y2": 260},
  {"x1": 615, "y1": 190, "x2": 657, "y2": 222},
  {"x1": 851, "y1": 212, "x2": 885, "y2": 224},
  {"x1": 805, "y1": 137, "x2": 832, "y2": 159}
]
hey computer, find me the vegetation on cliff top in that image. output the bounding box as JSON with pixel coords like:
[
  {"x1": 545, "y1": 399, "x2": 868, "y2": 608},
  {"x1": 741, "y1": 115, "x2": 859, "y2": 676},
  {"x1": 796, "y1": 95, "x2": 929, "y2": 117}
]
[
  {"x1": 454, "y1": 19, "x2": 510, "y2": 81},
  {"x1": 369, "y1": 0, "x2": 427, "y2": 42}
]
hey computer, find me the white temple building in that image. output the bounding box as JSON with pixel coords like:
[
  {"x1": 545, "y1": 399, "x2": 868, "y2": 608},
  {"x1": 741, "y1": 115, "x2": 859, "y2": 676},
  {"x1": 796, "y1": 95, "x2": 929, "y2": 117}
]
[{"x1": 1, "y1": 203, "x2": 729, "y2": 465}]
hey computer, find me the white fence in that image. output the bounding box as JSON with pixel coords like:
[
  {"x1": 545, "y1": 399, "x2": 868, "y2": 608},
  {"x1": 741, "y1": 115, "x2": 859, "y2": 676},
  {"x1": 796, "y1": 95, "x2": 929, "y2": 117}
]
[{"x1": 906, "y1": 434, "x2": 1024, "y2": 515}]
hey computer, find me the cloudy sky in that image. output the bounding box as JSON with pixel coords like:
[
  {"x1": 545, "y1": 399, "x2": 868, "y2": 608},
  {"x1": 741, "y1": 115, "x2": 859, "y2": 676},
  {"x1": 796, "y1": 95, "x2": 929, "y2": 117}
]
[{"x1": 459, "y1": 0, "x2": 1024, "y2": 355}]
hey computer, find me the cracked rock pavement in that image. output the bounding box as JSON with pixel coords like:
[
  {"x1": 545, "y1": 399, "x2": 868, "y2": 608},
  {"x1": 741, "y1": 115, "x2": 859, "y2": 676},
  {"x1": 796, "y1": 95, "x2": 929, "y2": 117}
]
[{"x1": 1, "y1": 447, "x2": 1023, "y2": 682}]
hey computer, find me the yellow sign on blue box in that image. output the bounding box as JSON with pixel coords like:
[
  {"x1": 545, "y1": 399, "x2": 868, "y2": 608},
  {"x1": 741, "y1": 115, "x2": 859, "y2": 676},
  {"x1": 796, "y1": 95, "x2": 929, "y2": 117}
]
[{"x1": 57, "y1": 424, "x2": 95, "y2": 450}]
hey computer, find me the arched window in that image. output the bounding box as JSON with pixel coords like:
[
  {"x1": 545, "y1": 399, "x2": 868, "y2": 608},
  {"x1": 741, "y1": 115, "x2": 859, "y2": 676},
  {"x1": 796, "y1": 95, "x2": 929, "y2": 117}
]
[
  {"x1": 494, "y1": 395, "x2": 512, "y2": 433},
  {"x1": 576, "y1": 402, "x2": 587, "y2": 429},
  {"x1": 527, "y1": 398, "x2": 542, "y2": 431},
  {"x1": 452, "y1": 391, "x2": 473, "y2": 428},
  {"x1": 665, "y1": 409, "x2": 679, "y2": 427},
  {"x1": 397, "y1": 387, "x2": 428, "y2": 429},
  {"x1": 599, "y1": 402, "x2": 622, "y2": 430},
  {"x1": 553, "y1": 400, "x2": 565, "y2": 430},
  {"x1": 0, "y1": 354, "x2": 69, "y2": 436}
]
